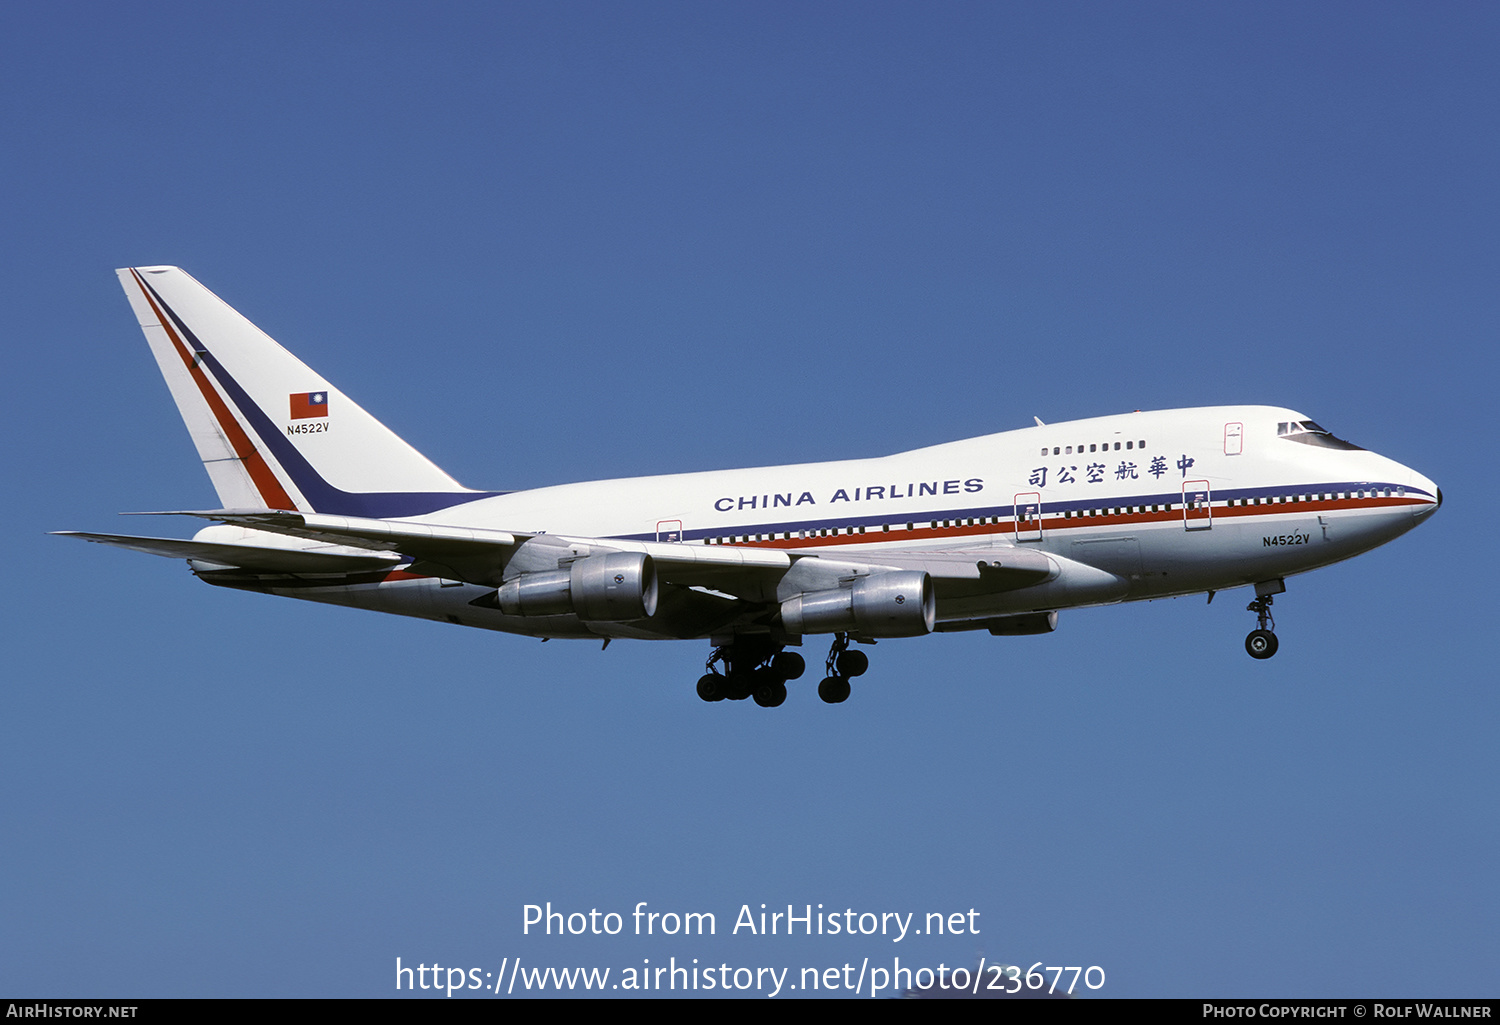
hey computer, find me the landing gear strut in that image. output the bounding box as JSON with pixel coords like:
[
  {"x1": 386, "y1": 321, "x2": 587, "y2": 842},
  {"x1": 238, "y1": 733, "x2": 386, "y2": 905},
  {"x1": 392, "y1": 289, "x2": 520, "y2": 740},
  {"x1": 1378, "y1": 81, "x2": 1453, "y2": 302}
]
[
  {"x1": 697, "y1": 637, "x2": 804, "y2": 707},
  {"x1": 817, "y1": 633, "x2": 868, "y2": 704},
  {"x1": 1244, "y1": 584, "x2": 1281, "y2": 660}
]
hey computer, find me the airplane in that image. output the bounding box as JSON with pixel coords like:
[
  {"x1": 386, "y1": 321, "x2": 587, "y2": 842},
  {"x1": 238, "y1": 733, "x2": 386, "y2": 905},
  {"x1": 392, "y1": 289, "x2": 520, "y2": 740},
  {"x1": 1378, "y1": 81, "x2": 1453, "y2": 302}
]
[{"x1": 57, "y1": 266, "x2": 1442, "y2": 707}]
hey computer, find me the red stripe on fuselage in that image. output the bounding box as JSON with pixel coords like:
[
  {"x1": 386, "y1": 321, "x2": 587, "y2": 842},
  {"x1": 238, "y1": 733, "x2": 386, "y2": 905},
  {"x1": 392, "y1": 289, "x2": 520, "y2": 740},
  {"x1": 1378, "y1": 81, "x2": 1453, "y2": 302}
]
[
  {"x1": 130, "y1": 270, "x2": 298, "y2": 511},
  {"x1": 713, "y1": 493, "x2": 1430, "y2": 550}
]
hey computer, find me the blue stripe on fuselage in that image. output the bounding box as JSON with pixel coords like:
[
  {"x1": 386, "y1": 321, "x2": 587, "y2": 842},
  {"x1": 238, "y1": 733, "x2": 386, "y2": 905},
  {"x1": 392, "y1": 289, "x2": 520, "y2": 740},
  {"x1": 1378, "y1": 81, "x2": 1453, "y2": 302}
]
[{"x1": 618, "y1": 482, "x2": 1431, "y2": 547}]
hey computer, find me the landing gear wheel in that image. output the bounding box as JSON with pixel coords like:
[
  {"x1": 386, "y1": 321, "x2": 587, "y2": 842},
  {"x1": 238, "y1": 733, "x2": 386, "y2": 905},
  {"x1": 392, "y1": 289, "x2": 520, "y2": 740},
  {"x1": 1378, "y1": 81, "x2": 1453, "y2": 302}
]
[
  {"x1": 753, "y1": 677, "x2": 788, "y2": 707},
  {"x1": 824, "y1": 633, "x2": 870, "y2": 684},
  {"x1": 835, "y1": 649, "x2": 868, "y2": 678},
  {"x1": 1245, "y1": 629, "x2": 1279, "y2": 660},
  {"x1": 771, "y1": 651, "x2": 806, "y2": 680},
  {"x1": 818, "y1": 676, "x2": 851, "y2": 704},
  {"x1": 1244, "y1": 590, "x2": 1280, "y2": 660},
  {"x1": 696, "y1": 674, "x2": 724, "y2": 701},
  {"x1": 723, "y1": 671, "x2": 754, "y2": 700}
]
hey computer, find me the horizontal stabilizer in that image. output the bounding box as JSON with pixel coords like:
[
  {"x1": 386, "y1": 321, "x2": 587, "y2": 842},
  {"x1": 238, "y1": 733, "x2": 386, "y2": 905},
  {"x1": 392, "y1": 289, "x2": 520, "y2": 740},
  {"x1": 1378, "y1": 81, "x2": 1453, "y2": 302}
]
[{"x1": 53, "y1": 531, "x2": 402, "y2": 574}]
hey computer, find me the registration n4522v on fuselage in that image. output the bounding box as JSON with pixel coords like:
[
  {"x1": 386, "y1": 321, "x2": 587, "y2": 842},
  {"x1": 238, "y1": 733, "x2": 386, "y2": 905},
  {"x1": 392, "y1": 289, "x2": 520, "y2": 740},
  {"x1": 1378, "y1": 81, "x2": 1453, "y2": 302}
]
[{"x1": 56, "y1": 267, "x2": 1441, "y2": 707}]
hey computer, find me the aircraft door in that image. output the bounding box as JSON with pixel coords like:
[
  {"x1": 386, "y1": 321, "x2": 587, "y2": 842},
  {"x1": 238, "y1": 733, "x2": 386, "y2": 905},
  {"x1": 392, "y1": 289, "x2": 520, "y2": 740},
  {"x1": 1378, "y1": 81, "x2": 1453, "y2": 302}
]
[
  {"x1": 1014, "y1": 492, "x2": 1043, "y2": 542},
  {"x1": 1224, "y1": 422, "x2": 1243, "y2": 455},
  {"x1": 1183, "y1": 481, "x2": 1212, "y2": 531},
  {"x1": 655, "y1": 519, "x2": 683, "y2": 543}
]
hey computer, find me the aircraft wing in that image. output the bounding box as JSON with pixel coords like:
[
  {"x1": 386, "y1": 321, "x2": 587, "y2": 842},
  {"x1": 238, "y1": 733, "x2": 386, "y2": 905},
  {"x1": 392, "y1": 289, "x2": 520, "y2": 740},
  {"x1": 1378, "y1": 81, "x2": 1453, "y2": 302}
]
[
  {"x1": 114, "y1": 509, "x2": 1056, "y2": 599},
  {"x1": 52, "y1": 530, "x2": 402, "y2": 574},
  {"x1": 120, "y1": 509, "x2": 793, "y2": 593}
]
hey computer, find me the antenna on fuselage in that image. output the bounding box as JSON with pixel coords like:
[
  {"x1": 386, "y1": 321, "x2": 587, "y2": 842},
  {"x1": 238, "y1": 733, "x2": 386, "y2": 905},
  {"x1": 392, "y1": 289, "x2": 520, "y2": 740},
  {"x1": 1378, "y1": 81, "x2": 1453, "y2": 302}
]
[{"x1": 1033, "y1": 416, "x2": 1046, "y2": 427}]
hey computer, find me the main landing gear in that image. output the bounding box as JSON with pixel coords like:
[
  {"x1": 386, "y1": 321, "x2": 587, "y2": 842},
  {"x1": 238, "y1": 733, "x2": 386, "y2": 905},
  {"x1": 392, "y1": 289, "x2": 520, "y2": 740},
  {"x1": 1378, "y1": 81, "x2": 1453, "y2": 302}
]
[
  {"x1": 816, "y1": 633, "x2": 867, "y2": 704},
  {"x1": 696, "y1": 635, "x2": 805, "y2": 707},
  {"x1": 1244, "y1": 580, "x2": 1284, "y2": 660},
  {"x1": 695, "y1": 633, "x2": 871, "y2": 706}
]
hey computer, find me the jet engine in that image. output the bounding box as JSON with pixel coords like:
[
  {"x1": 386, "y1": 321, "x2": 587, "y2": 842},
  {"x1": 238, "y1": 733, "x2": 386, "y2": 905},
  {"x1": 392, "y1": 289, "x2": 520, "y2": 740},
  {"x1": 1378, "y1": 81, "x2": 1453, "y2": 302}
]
[
  {"x1": 780, "y1": 570, "x2": 934, "y2": 637},
  {"x1": 498, "y1": 552, "x2": 658, "y2": 621}
]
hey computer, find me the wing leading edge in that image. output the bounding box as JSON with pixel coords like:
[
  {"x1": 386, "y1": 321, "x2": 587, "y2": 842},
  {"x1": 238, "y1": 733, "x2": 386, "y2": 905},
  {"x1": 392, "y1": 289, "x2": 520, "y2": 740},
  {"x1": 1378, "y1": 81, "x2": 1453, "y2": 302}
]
[{"x1": 52, "y1": 531, "x2": 402, "y2": 574}]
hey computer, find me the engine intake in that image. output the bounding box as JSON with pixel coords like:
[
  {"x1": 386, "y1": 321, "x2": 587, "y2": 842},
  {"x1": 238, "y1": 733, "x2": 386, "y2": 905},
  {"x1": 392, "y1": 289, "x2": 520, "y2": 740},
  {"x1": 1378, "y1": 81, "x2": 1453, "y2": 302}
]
[
  {"x1": 498, "y1": 552, "x2": 658, "y2": 621},
  {"x1": 780, "y1": 570, "x2": 934, "y2": 637}
]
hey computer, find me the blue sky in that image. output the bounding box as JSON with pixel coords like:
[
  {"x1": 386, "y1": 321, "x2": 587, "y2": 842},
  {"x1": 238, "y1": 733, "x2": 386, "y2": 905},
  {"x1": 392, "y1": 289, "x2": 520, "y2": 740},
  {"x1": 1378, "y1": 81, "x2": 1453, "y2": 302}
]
[{"x1": 2, "y1": 2, "x2": 1495, "y2": 997}]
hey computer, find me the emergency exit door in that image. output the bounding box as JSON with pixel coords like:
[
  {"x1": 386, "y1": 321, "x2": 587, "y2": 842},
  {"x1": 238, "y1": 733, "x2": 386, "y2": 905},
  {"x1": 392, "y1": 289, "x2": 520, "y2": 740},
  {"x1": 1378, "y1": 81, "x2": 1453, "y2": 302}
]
[
  {"x1": 1014, "y1": 492, "x2": 1043, "y2": 542},
  {"x1": 1182, "y1": 481, "x2": 1212, "y2": 531}
]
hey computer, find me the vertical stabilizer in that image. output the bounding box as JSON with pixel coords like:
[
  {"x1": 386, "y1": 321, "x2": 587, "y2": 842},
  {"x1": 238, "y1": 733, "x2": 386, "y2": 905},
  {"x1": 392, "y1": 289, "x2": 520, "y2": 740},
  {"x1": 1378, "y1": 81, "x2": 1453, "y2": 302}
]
[{"x1": 117, "y1": 267, "x2": 487, "y2": 517}]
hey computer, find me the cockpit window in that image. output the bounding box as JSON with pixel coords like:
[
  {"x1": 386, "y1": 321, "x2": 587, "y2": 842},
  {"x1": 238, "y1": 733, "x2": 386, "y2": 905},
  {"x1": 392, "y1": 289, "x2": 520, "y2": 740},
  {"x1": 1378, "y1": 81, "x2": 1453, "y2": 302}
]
[{"x1": 1276, "y1": 420, "x2": 1364, "y2": 451}]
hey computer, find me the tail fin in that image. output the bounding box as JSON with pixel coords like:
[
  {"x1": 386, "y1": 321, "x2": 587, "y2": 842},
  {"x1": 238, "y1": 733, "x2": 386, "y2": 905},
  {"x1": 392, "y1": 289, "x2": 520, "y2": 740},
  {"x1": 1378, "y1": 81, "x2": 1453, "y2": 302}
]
[{"x1": 118, "y1": 266, "x2": 490, "y2": 517}]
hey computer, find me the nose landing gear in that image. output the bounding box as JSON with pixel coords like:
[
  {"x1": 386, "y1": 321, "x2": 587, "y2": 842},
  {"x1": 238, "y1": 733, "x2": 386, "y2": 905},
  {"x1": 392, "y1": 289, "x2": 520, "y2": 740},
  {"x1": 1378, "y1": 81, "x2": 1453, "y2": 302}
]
[{"x1": 1244, "y1": 580, "x2": 1283, "y2": 659}]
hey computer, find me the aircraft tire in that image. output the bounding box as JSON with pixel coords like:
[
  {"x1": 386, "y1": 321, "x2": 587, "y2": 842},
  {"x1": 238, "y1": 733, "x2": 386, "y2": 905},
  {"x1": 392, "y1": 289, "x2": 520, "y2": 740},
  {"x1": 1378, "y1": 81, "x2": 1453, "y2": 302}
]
[
  {"x1": 753, "y1": 678, "x2": 788, "y2": 708},
  {"x1": 1245, "y1": 629, "x2": 1279, "y2": 660},
  {"x1": 818, "y1": 676, "x2": 851, "y2": 704},
  {"x1": 696, "y1": 674, "x2": 724, "y2": 702},
  {"x1": 835, "y1": 649, "x2": 869, "y2": 678},
  {"x1": 724, "y1": 671, "x2": 755, "y2": 700},
  {"x1": 771, "y1": 652, "x2": 806, "y2": 681}
]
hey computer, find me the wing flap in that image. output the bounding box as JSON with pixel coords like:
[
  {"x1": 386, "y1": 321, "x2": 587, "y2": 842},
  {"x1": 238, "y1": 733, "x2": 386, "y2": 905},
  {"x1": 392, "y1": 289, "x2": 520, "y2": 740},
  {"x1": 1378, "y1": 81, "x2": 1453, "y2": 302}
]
[
  {"x1": 125, "y1": 509, "x2": 522, "y2": 584},
  {"x1": 132, "y1": 509, "x2": 795, "y2": 591}
]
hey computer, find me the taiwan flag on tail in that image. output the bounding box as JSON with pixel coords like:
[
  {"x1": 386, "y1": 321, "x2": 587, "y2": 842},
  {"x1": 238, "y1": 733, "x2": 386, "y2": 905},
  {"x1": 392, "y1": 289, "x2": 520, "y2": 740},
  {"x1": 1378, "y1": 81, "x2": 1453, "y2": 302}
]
[{"x1": 290, "y1": 391, "x2": 328, "y2": 419}]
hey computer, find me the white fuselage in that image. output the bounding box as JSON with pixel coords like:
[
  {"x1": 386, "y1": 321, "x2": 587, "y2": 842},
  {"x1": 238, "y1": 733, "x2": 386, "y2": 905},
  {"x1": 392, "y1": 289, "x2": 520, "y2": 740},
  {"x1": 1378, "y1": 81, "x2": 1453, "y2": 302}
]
[{"x1": 213, "y1": 405, "x2": 1438, "y2": 640}]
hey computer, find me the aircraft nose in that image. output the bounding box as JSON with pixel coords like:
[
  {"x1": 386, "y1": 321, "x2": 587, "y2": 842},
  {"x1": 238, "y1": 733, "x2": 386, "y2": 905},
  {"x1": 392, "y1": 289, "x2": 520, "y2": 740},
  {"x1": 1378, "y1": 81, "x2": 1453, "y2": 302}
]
[{"x1": 1409, "y1": 471, "x2": 1441, "y2": 519}]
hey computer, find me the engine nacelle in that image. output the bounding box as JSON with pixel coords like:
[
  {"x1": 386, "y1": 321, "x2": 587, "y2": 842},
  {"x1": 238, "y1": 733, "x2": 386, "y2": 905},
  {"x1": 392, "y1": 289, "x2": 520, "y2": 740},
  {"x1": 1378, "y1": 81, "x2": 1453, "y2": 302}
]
[
  {"x1": 780, "y1": 570, "x2": 934, "y2": 637},
  {"x1": 498, "y1": 552, "x2": 658, "y2": 621}
]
